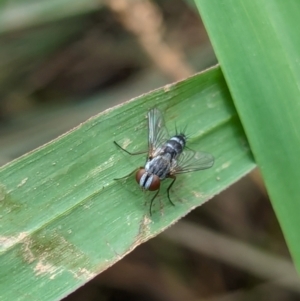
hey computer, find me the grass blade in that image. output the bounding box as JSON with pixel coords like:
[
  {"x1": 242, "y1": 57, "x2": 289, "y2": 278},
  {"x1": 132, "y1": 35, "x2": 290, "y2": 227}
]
[
  {"x1": 195, "y1": 0, "x2": 300, "y2": 269},
  {"x1": 0, "y1": 66, "x2": 254, "y2": 300}
]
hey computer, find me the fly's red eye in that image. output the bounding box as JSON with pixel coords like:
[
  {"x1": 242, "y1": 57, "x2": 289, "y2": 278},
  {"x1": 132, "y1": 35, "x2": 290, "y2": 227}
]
[
  {"x1": 148, "y1": 175, "x2": 160, "y2": 191},
  {"x1": 136, "y1": 168, "x2": 145, "y2": 183}
]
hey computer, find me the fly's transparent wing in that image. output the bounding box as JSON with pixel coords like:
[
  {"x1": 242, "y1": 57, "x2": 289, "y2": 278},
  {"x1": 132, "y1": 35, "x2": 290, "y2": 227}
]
[
  {"x1": 173, "y1": 148, "x2": 214, "y2": 174},
  {"x1": 148, "y1": 108, "x2": 169, "y2": 156}
]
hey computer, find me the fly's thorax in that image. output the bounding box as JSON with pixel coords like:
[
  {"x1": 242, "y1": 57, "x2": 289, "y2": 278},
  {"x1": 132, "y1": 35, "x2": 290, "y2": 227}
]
[
  {"x1": 145, "y1": 155, "x2": 170, "y2": 169},
  {"x1": 145, "y1": 155, "x2": 172, "y2": 180}
]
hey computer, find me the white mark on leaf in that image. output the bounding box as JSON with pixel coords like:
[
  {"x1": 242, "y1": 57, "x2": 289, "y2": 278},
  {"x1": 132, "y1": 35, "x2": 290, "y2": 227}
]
[{"x1": 17, "y1": 177, "x2": 28, "y2": 188}]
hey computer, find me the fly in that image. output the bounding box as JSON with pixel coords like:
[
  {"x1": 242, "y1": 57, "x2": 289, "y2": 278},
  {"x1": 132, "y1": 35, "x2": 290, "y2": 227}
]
[{"x1": 114, "y1": 108, "x2": 214, "y2": 216}]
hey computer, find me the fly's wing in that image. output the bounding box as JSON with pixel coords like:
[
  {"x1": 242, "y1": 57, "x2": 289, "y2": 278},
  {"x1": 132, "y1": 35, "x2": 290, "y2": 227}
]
[
  {"x1": 172, "y1": 148, "x2": 214, "y2": 174},
  {"x1": 148, "y1": 108, "x2": 169, "y2": 157}
]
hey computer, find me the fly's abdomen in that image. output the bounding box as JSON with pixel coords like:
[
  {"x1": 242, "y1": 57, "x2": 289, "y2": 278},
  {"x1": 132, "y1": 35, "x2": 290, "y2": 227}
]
[{"x1": 163, "y1": 134, "x2": 186, "y2": 159}]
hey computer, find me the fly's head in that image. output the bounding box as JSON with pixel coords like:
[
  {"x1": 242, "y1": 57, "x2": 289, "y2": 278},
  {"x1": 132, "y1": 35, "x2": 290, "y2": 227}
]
[{"x1": 136, "y1": 168, "x2": 160, "y2": 191}]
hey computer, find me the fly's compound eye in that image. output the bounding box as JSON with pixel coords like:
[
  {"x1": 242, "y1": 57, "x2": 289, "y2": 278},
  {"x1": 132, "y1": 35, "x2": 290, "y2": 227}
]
[
  {"x1": 148, "y1": 175, "x2": 160, "y2": 191},
  {"x1": 136, "y1": 168, "x2": 145, "y2": 185},
  {"x1": 136, "y1": 168, "x2": 161, "y2": 191}
]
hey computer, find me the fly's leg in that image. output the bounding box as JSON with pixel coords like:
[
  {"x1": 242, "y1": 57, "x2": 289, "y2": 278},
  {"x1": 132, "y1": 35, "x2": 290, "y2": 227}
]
[
  {"x1": 114, "y1": 140, "x2": 145, "y2": 180},
  {"x1": 114, "y1": 168, "x2": 142, "y2": 181},
  {"x1": 166, "y1": 176, "x2": 176, "y2": 206},
  {"x1": 149, "y1": 189, "x2": 160, "y2": 216},
  {"x1": 149, "y1": 176, "x2": 176, "y2": 215},
  {"x1": 114, "y1": 141, "x2": 147, "y2": 156}
]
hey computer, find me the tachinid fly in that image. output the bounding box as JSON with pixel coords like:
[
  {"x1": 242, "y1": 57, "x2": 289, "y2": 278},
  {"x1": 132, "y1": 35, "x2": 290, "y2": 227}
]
[{"x1": 114, "y1": 108, "x2": 214, "y2": 215}]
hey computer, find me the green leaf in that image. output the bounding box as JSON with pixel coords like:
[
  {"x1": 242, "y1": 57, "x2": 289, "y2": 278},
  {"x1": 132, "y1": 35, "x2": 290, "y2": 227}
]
[
  {"x1": 0, "y1": 66, "x2": 254, "y2": 300},
  {"x1": 195, "y1": 1, "x2": 300, "y2": 269}
]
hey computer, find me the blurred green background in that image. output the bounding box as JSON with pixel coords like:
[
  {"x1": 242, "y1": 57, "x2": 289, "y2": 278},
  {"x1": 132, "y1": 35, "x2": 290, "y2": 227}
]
[{"x1": 0, "y1": 0, "x2": 297, "y2": 300}]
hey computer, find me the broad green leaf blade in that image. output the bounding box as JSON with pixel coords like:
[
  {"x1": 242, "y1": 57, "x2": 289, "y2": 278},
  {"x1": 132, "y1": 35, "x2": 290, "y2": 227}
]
[
  {"x1": 0, "y1": 66, "x2": 254, "y2": 300},
  {"x1": 195, "y1": 1, "x2": 300, "y2": 268}
]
